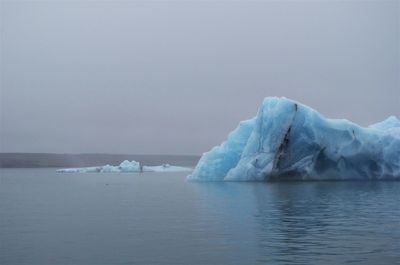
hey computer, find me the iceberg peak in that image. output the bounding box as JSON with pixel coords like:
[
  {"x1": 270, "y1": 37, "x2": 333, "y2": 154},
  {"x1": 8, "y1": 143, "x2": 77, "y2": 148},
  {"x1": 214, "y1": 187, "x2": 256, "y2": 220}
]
[
  {"x1": 188, "y1": 97, "x2": 400, "y2": 181},
  {"x1": 369, "y1": 116, "x2": 400, "y2": 131}
]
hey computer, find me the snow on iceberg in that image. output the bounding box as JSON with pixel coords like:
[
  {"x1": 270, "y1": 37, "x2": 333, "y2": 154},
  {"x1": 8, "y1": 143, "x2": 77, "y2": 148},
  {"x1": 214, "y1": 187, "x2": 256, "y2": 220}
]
[
  {"x1": 119, "y1": 160, "x2": 141, "y2": 172},
  {"x1": 57, "y1": 160, "x2": 192, "y2": 173},
  {"x1": 188, "y1": 97, "x2": 400, "y2": 181},
  {"x1": 57, "y1": 166, "x2": 102, "y2": 173}
]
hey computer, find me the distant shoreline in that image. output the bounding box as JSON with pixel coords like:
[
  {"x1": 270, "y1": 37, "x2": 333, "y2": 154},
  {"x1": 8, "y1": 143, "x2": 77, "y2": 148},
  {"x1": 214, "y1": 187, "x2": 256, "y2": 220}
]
[{"x1": 0, "y1": 153, "x2": 200, "y2": 168}]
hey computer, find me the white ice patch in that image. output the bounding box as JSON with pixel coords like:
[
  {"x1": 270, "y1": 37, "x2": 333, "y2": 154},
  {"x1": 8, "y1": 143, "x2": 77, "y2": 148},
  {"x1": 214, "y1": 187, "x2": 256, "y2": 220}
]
[{"x1": 57, "y1": 160, "x2": 192, "y2": 173}]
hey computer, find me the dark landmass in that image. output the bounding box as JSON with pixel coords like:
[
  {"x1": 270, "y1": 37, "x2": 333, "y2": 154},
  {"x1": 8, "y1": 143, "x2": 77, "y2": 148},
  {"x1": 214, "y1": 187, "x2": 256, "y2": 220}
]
[{"x1": 0, "y1": 153, "x2": 200, "y2": 168}]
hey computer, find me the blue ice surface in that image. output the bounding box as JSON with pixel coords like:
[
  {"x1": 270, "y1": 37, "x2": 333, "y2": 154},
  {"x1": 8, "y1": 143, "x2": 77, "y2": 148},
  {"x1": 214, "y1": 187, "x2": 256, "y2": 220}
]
[{"x1": 188, "y1": 97, "x2": 400, "y2": 181}]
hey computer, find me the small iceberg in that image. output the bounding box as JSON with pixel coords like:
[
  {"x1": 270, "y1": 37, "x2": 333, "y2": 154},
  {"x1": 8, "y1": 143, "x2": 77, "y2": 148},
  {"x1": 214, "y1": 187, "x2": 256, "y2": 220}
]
[
  {"x1": 57, "y1": 160, "x2": 192, "y2": 173},
  {"x1": 188, "y1": 97, "x2": 400, "y2": 181}
]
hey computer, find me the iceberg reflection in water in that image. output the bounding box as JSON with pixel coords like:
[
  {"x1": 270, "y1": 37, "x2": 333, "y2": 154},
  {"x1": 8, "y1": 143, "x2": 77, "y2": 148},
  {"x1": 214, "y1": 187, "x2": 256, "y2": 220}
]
[{"x1": 189, "y1": 180, "x2": 400, "y2": 264}]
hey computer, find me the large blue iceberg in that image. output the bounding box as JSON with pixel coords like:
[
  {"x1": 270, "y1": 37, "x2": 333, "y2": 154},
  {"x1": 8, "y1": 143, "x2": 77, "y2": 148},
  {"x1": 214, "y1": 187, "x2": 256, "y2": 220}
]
[{"x1": 188, "y1": 97, "x2": 400, "y2": 181}]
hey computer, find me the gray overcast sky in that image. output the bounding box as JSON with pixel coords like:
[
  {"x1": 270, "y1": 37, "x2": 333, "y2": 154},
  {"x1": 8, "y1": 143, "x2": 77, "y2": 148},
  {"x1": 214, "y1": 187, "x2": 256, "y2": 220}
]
[{"x1": 0, "y1": 1, "x2": 399, "y2": 155}]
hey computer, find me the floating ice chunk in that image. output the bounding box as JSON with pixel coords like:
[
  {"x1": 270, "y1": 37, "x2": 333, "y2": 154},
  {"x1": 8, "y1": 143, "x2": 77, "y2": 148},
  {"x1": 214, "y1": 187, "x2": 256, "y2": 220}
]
[
  {"x1": 144, "y1": 165, "x2": 192, "y2": 172},
  {"x1": 118, "y1": 160, "x2": 141, "y2": 172},
  {"x1": 56, "y1": 166, "x2": 101, "y2": 173},
  {"x1": 57, "y1": 160, "x2": 192, "y2": 173},
  {"x1": 188, "y1": 97, "x2": 400, "y2": 181},
  {"x1": 100, "y1": 165, "x2": 120, "y2": 173}
]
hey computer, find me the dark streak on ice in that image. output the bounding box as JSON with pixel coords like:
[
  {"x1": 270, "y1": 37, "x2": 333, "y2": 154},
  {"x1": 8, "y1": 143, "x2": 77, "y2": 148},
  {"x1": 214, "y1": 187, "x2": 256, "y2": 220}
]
[{"x1": 271, "y1": 103, "x2": 298, "y2": 179}]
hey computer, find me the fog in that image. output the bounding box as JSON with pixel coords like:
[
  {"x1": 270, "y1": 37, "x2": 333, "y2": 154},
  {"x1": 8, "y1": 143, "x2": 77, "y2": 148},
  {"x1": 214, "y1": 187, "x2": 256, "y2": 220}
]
[{"x1": 1, "y1": 1, "x2": 399, "y2": 154}]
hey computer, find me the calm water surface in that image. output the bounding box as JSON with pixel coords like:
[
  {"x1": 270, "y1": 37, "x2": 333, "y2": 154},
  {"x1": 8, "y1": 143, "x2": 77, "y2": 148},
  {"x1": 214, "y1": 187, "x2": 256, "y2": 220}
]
[{"x1": 1, "y1": 168, "x2": 399, "y2": 265}]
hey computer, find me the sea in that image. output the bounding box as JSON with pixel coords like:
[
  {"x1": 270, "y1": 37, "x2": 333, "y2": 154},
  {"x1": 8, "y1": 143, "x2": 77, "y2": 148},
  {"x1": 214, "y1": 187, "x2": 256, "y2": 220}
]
[{"x1": 1, "y1": 168, "x2": 399, "y2": 265}]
